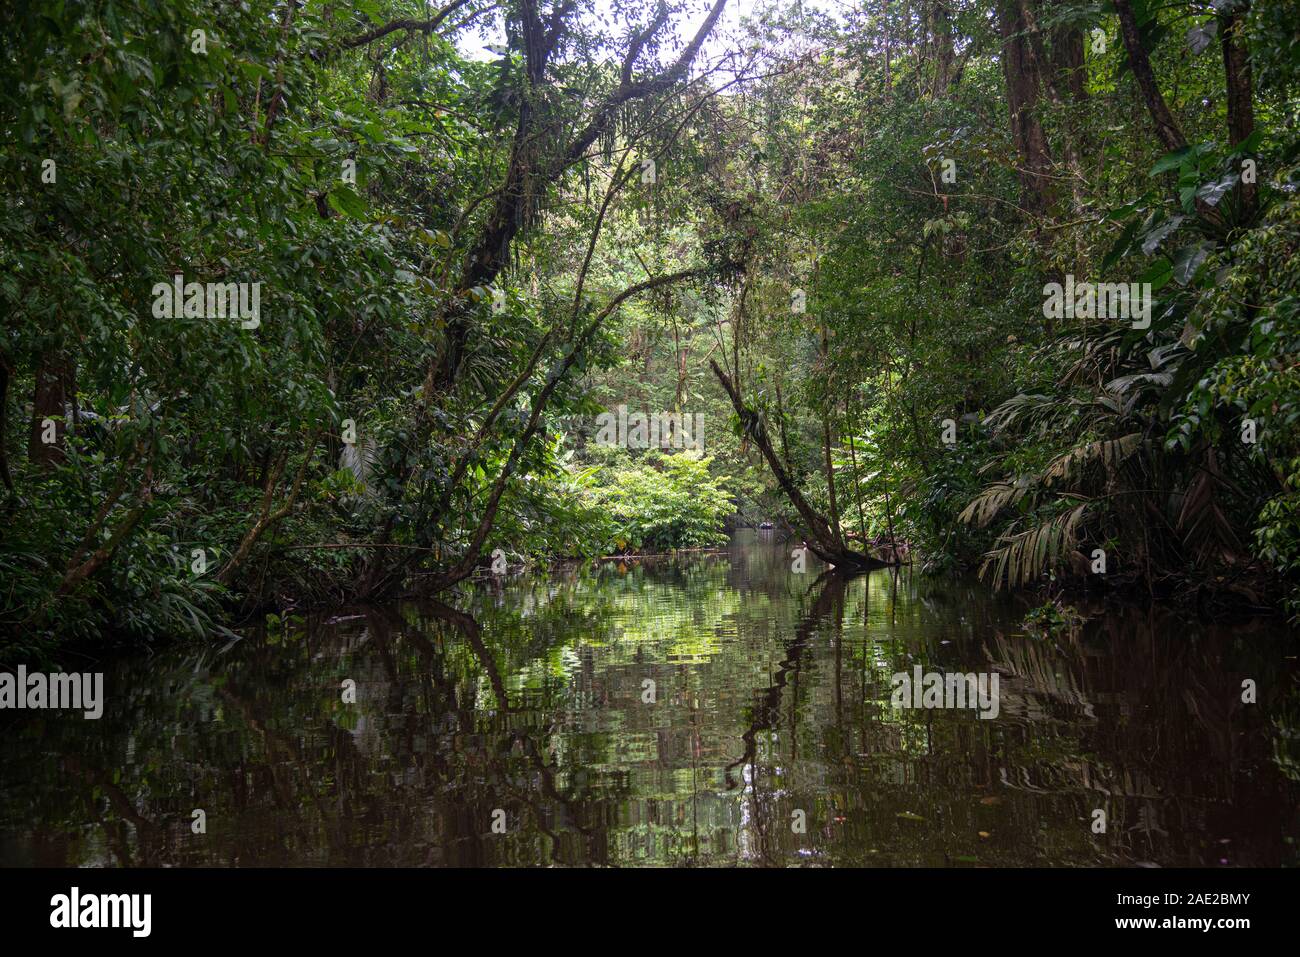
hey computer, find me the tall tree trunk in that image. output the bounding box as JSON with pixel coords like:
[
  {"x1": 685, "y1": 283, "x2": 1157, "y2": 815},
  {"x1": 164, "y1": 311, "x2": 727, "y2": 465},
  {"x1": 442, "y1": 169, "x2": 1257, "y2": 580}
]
[
  {"x1": 435, "y1": 106, "x2": 540, "y2": 391},
  {"x1": 928, "y1": 0, "x2": 955, "y2": 97},
  {"x1": 1052, "y1": 21, "x2": 1087, "y2": 103},
  {"x1": 822, "y1": 411, "x2": 842, "y2": 543},
  {"x1": 0, "y1": 356, "x2": 12, "y2": 492},
  {"x1": 998, "y1": 0, "x2": 1054, "y2": 210},
  {"x1": 882, "y1": 0, "x2": 892, "y2": 94},
  {"x1": 1018, "y1": 0, "x2": 1089, "y2": 261},
  {"x1": 819, "y1": 327, "x2": 842, "y2": 544},
  {"x1": 28, "y1": 355, "x2": 68, "y2": 468},
  {"x1": 846, "y1": 411, "x2": 867, "y2": 542},
  {"x1": 1220, "y1": 8, "x2": 1257, "y2": 219},
  {"x1": 775, "y1": 380, "x2": 793, "y2": 473}
]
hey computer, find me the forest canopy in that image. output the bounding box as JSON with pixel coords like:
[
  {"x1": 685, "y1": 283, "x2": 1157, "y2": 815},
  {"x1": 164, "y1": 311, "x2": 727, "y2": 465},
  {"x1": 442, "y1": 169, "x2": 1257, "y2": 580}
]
[{"x1": 2, "y1": 0, "x2": 1298, "y2": 658}]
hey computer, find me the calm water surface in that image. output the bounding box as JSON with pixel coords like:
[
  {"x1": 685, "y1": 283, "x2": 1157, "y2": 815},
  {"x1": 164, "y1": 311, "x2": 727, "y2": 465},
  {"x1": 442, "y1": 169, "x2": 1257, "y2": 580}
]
[{"x1": 2, "y1": 533, "x2": 1298, "y2": 866}]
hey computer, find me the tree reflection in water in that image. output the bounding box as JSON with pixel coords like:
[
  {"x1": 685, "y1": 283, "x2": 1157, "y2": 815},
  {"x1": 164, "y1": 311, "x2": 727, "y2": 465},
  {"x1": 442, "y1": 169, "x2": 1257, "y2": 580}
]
[{"x1": 2, "y1": 539, "x2": 1297, "y2": 867}]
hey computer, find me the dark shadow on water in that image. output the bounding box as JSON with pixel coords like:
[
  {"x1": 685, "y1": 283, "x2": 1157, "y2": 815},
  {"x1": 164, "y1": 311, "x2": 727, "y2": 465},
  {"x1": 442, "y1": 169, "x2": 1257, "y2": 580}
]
[{"x1": 1, "y1": 540, "x2": 1297, "y2": 866}]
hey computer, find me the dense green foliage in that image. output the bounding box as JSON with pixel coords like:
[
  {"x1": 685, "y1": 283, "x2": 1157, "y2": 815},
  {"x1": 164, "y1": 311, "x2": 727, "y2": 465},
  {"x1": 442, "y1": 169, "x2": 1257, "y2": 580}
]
[
  {"x1": 586, "y1": 448, "x2": 733, "y2": 552},
  {"x1": 2, "y1": 0, "x2": 1297, "y2": 659},
  {"x1": 690, "y1": 0, "x2": 1300, "y2": 614}
]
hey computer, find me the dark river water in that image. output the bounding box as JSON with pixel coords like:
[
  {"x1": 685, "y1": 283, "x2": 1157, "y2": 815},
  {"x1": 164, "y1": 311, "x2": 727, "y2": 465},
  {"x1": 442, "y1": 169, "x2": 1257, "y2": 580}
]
[{"x1": 2, "y1": 533, "x2": 1297, "y2": 867}]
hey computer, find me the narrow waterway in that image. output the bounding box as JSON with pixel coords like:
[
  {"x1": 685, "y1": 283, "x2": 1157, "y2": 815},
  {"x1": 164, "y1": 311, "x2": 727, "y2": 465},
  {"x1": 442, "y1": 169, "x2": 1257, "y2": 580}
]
[{"x1": 2, "y1": 532, "x2": 1296, "y2": 866}]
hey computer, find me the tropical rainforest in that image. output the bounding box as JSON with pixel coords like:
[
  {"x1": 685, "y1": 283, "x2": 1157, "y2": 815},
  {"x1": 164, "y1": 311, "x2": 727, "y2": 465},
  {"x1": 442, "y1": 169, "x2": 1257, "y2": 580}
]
[{"x1": 2, "y1": 0, "x2": 1298, "y2": 659}]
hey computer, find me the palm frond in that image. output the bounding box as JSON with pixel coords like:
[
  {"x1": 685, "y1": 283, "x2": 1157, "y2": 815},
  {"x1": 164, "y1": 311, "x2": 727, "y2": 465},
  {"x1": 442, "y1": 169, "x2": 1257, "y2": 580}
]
[
  {"x1": 1043, "y1": 432, "x2": 1145, "y2": 486},
  {"x1": 959, "y1": 480, "x2": 1032, "y2": 528},
  {"x1": 1176, "y1": 460, "x2": 1244, "y2": 565},
  {"x1": 340, "y1": 434, "x2": 381, "y2": 495},
  {"x1": 983, "y1": 393, "x2": 1056, "y2": 433},
  {"x1": 980, "y1": 501, "x2": 1091, "y2": 591}
]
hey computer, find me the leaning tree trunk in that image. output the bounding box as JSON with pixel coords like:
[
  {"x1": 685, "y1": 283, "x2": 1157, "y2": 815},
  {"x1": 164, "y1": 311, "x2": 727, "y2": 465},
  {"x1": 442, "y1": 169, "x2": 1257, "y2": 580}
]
[
  {"x1": 710, "y1": 359, "x2": 890, "y2": 571},
  {"x1": 1113, "y1": 0, "x2": 1228, "y2": 229},
  {"x1": 1113, "y1": 0, "x2": 1187, "y2": 153}
]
